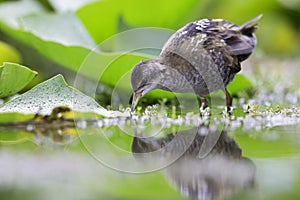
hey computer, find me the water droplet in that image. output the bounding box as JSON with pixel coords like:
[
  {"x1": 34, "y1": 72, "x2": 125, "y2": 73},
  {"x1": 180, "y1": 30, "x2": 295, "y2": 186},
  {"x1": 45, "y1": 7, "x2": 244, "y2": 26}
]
[{"x1": 26, "y1": 124, "x2": 35, "y2": 131}]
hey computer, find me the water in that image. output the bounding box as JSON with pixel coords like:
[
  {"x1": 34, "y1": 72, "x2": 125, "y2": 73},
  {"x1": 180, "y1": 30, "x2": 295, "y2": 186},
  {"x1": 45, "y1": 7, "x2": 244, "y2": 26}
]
[{"x1": 0, "y1": 113, "x2": 299, "y2": 200}]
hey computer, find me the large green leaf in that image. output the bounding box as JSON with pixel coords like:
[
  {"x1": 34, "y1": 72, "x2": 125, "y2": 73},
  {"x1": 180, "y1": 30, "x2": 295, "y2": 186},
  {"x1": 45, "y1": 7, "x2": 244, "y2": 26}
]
[
  {"x1": 0, "y1": 62, "x2": 37, "y2": 98},
  {"x1": 20, "y1": 13, "x2": 96, "y2": 49},
  {"x1": 0, "y1": 0, "x2": 44, "y2": 29},
  {"x1": 0, "y1": 74, "x2": 116, "y2": 116},
  {"x1": 0, "y1": 0, "x2": 45, "y2": 42},
  {"x1": 18, "y1": 12, "x2": 98, "y2": 70},
  {"x1": 0, "y1": 1, "x2": 96, "y2": 70}
]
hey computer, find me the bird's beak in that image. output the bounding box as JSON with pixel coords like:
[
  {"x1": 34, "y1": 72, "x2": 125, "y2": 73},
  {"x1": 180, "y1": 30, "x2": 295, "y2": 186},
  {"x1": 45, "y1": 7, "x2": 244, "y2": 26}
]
[{"x1": 131, "y1": 92, "x2": 142, "y2": 112}]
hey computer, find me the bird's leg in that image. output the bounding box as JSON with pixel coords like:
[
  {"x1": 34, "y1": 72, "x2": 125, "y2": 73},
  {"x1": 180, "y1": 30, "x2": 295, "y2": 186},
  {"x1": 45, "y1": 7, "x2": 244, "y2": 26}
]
[
  {"x1": 224, "y1": 88, "x2": 233, "y2": 113},
  {"x1": 199, "y1": 96, "x2": 211, "y2": 116},
  {"x1": 129, "y1": 93, "x2": 133, "y2": 105},
  {"x1": 200, "y1": 97, "x2": 208, "y2": 110}
]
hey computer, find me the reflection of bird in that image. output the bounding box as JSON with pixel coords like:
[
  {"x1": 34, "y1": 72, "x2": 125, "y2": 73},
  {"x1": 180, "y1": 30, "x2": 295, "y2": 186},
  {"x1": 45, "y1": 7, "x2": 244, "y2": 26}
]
[
  {"x1": 131, "y1": 15, "x2": 262, "y2": 111},
  {"x1": 132, "y1": 127, "x2": 242, "y2": 159},
  {"x1": 131, "y1": 126, "x2": 256, "y2": 200}
]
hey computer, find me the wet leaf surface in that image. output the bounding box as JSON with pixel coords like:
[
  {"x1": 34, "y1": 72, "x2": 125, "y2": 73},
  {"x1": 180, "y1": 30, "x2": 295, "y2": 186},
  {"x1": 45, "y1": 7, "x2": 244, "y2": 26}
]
[{"x1": 0, "y1": 74, "x2": 116, "y2": 116}]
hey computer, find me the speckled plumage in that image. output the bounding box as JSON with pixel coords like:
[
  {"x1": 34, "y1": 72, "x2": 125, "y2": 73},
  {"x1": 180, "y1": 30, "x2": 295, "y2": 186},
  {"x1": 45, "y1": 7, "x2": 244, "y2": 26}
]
[{"x1": 131, "y1": 15, "x2": 262, "y2": 111}]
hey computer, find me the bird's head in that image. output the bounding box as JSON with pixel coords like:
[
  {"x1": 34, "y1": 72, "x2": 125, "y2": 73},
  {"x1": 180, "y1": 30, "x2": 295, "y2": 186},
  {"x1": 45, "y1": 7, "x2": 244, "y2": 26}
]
[{"x1": 130, "y1": 60, "x2": 165, "y2": 111}]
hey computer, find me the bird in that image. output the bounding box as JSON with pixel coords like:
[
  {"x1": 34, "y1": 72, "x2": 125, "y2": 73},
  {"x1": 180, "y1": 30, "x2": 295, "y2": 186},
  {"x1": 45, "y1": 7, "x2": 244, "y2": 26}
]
[{"x1": 130, "y1": 15, "x2": 262, "y2": 112}]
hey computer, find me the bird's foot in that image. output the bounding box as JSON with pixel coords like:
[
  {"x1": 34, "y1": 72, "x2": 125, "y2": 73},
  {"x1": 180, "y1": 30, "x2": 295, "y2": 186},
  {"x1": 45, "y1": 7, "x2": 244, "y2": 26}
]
[
  {"x1": 221, "y1": 106, "x2": 234, "y2": 118},
  {"x1": 200, "y1": 106, "x2": 211, "y2": 117},
  {"x1": 226, "y1": 106, "x2": 233, "y2": 114}
]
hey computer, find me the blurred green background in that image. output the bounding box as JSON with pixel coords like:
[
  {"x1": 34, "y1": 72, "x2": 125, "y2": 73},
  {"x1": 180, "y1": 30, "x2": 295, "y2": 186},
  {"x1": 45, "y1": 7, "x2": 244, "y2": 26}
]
[
  {"x1": 0, "y1": 0, "x2": 299, "y2": 75},
  {"x1": 1, "y1": 0, "x2": 299, "y2": 115}
]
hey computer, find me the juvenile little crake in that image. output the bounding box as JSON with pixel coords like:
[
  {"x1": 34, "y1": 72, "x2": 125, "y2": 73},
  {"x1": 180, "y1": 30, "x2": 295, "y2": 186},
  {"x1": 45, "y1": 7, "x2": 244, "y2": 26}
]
[{"x1": 131, "y1": 15, "x2": 262, "y2": 111}]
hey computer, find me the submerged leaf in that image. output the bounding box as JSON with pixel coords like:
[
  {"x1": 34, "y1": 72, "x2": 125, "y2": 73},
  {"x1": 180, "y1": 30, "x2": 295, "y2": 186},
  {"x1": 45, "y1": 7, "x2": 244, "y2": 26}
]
[
  {"x1": 0, "y1": 74, "x2": 120, "y2": 117},
  {"x1": 0, "y1": 62, "x2": 37, "y2": 98}
]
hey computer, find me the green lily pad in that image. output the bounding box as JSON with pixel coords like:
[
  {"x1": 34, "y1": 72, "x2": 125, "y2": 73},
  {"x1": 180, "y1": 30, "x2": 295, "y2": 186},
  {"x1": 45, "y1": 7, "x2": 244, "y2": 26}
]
[
  {"x1": 0, "y1": 74, "x2": 119, "y2": 117},
  {"x1": 0, "y1": 62, "x2": 37, "y2": 98}
]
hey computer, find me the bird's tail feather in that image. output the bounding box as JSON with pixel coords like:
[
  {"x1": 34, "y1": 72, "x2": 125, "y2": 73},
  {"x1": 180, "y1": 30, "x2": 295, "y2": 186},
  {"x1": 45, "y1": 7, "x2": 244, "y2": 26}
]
[{"x1": 239, "y1": 14, "x2": 263, "y2": 35}]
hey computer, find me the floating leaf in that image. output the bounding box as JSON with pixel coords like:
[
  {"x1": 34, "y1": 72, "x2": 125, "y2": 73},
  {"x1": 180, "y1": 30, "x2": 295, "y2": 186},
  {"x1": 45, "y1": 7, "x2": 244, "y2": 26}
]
[
  {"x1": 0, "y1": 74, "x2": 121, "y2": 117},
  {"x1": 0, "y1": 62, "x2": 37, "y2": 98}
]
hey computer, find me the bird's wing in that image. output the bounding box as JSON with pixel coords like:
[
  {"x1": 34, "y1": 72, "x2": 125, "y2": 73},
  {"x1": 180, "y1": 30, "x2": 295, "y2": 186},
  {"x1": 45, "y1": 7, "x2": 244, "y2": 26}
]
[
  {"x1": 226, "y1": 15, "x2": 262, "y2": 57},
  {"x1": 226, "y1": 34, "x2": 256, "y2": 56}
]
